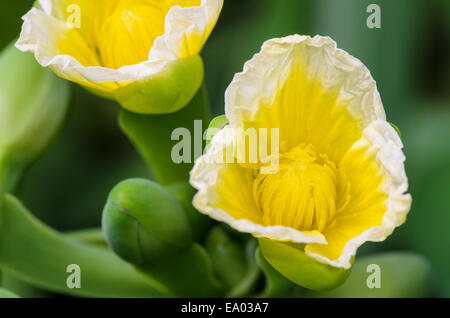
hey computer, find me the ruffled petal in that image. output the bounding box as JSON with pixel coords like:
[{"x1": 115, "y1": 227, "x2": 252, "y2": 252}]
[
  {"x1": 150, "y1": 0, "x2": 223, "y2": 60},
  {"x1": 225, "y1": 35, "x2": 386, "y2": 163},
  {"x1": 305, "y1": 121, "x2": 411, "y2": 268}
]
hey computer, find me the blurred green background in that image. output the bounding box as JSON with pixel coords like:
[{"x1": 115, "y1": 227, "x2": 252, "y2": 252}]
[{"x1": 1, "y1": 0, "x2": 449, "y2": 296}]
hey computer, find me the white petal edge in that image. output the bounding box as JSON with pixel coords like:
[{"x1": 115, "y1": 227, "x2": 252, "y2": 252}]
[
  {"x1": 15, "y1": 0, "x2": 223, "y2": 88},
  {"x1": 190, "y1": 127, "x2": 327, "y2": 245},
  {"x1": 225, "y1": 34, "x2": 386, "y2": 130},
  {"x1": 305, "y1": 120, "x2": 412, "y2": 268}
]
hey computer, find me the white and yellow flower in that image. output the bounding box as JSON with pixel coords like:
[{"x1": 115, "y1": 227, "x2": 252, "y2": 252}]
[
  {"x1": 16, "y1": 0, "x2": 223, "y2": 114},
  {"x1": 190, "y1": 35, "x2": 411, "y2": 271}
]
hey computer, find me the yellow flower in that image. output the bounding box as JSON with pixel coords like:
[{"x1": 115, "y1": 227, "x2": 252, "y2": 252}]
[
  {"x1": 190, "y1": 35, "x2": 412, "y2": 269},
  {"x1": 16, "y1": 0, "x2": 223, "y2": 114}
]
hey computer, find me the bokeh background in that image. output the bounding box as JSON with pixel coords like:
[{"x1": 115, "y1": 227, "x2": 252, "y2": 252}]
[{"x1": 1, "y1": 0, "x2": 449, "y2": 296}]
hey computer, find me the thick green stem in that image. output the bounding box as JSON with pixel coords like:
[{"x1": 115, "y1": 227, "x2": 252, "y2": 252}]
[
  {"x1": 119, "y1": 84, "x2": 210, "y2": 186},
  {"x1": 0, "y1": 152, "x2": 24, "y2": 193},
  {"x1": 136, "y1": 243, "x2": 225, "y2": 297}
]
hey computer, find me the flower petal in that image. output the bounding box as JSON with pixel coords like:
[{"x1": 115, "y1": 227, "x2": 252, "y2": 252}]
[
  {"x1": 225, "y1": 35, "x2": 386, "y2": 163},
  {"x1": 305, "y1": 121, "x2": 411, "y2": 268},
  {"x1": 150, "y1": 0, "x2": 223, "y2": 60}
]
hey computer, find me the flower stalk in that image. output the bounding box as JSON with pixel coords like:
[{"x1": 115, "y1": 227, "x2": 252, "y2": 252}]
[{"x1": 119, "y1": 84, "x2": 210, "y2": 186}]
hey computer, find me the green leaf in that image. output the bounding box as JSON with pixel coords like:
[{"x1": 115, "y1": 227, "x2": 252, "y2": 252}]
[
  {"x1": 0, "y1": 42, "x2": 70, "y2": 192},
  {"x1": 226, "y1": 239, "x2": 260, "y2": 298},
  {"x1": 1, "y1": 273, "x2": 51, "y2": 298},
  {"x1": 0, "y1": 193, "x2": 162, "y2": 298},
  {"x1": 258, "y1": 238, "x2": 352, "y2": 291},
  {"x1": 305, "y1": 252, "x2": 434, "y2": 298},
  {"x1": 0, "y1": 287, "x2": 19, "y2": 298},
  {"x1": 119, "y1": 84, "x2": 210, "y2": 185},
  {"x1": 136, "y1": 243, "x2": 224, "y2": 297},
  {"x1": 205, "y1": 227, "x2": 248, "y2": 289}
]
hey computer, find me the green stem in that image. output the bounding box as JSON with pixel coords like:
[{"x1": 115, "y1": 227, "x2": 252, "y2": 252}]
[
  {"x1": 119, "y1": 84, "x2": 211, "y2": 186},
  {"x1": 0, "y1": 152, "x2": 24, "y2": 193},
  {"x1": 165, "y1": 182, "x2": 213, "y2": 241},
  {"x1": 136, "y1": 243, "x2": 225, "y2": 297},
  {"x1": 66, "y1": 228, "x2": 107, "y2": 247},
  {"x1": 0, "y1": 193, "x2": 163, "y2": 298}
]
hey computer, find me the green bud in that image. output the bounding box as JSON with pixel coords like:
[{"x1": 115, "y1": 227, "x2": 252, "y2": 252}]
[
  {"x1": 102, "y1": 178, "x2": 193, "y2": 265},
  {"x1": 259, "y1": 238, "x2": 352, "y2": 291},
  {"x1": 0, "y1": 42, "x2": 70, "y2": 191},
  {"x1": 113, "y1": 55, "x2": 204, "y2": 115}
]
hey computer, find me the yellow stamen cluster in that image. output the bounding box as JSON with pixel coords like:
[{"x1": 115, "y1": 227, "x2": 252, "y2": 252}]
[
  {"x1": 65, "y1": 0, "x2": 201, "y2": 69},
  {"x1": 253, "y1": 144, "x2": 346, "y2": 232}
]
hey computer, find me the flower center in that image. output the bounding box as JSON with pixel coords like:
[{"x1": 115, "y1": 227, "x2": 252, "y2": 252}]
[
  {"x1": 253, "y1": 144, "x2": 340, "y2": 232},
  {"x1": 67, "y1": 0, "x2": 201, "y2": 69}
]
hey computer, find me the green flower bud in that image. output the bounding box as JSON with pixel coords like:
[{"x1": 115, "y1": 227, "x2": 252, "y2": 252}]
[
  {"x1": 0, "y1": 42, "x2": 70, "y2": 191},
  {"x1": 113, "y1": 55, "x2": 204, "y2": 115},
  {"x1": 259, "y1": 238, "x2": 352, "y2": 291},
  {"x1": 102, "y1": 178, "x2": 193, "y2": 265}
]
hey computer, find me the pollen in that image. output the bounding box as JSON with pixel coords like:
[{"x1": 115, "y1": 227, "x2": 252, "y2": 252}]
[{"x1": 253, "y1": 144, "x2": 349, "y2": 232}]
